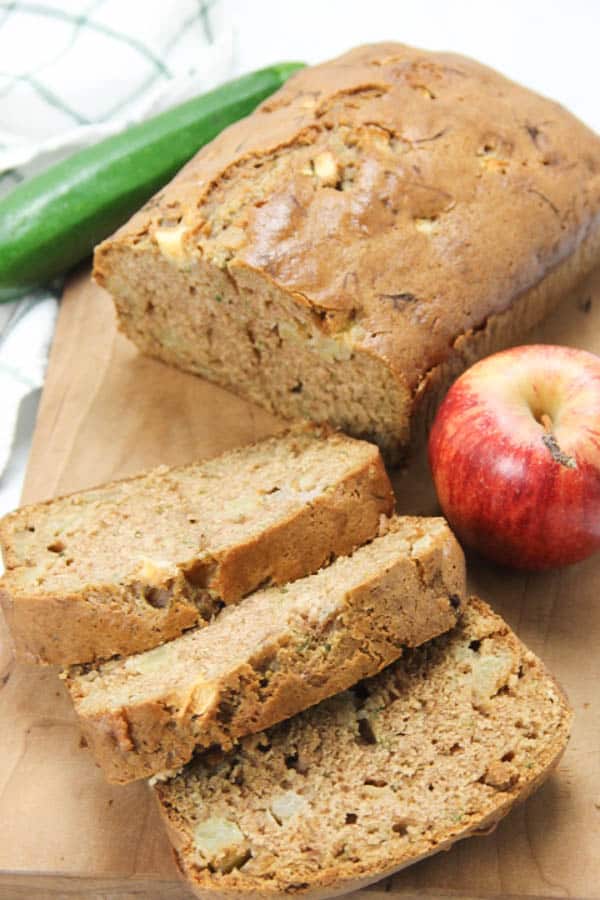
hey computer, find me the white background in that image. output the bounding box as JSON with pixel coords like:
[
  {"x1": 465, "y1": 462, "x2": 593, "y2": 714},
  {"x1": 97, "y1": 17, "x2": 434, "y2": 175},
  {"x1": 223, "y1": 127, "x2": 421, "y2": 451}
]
[
  {"x1": 1, "y1": 0, "x2": 599, "y2": 516},
  {"x1": 224, "y1": 0, "x2": 600, "y2": 132}
]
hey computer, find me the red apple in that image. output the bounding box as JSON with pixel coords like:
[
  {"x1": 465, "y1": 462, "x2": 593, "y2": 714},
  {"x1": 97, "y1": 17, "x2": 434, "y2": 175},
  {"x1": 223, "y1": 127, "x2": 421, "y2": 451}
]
[{"x1": 428, "y1": 344, "x2": 600, "y2": 570}]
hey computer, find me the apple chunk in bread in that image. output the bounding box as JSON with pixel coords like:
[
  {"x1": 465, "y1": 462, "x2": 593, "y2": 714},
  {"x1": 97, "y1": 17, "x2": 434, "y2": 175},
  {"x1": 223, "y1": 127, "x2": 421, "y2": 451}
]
[{"x1": 428, "y1": 344, "x2": 600, "y2": 570}]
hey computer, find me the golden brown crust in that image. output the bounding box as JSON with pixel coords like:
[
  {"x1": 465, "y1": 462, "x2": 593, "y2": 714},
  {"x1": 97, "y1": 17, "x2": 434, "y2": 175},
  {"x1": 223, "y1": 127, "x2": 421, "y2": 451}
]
[
  {"x1": 154, "y1": 598, "x2": 572, "y2": 899},
  {"x1": 410, "y1": 223, "x2": 600, "y2": 445},
  {"x1": 0, "y1": 426, "x2": 393, "y2": 665},
  {"x1": 66, "y1": 517, "x2": 465, "y2": 783},
  {"x1": 94, "y1": 43, "x2": 600, "y2": 460}
]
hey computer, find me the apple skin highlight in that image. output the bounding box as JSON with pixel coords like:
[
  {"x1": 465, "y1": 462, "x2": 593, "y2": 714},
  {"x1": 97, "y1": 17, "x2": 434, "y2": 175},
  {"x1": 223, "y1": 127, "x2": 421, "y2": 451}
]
[{"x1": 428, "y1": 344, "x2": 600, "y2": 570}]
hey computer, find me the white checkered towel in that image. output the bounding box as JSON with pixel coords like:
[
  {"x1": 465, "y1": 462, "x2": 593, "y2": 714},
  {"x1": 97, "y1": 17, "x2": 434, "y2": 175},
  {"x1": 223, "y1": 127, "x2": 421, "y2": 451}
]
[{"x1": 0, "y1": 0, "x2": 234, "y2": 488}]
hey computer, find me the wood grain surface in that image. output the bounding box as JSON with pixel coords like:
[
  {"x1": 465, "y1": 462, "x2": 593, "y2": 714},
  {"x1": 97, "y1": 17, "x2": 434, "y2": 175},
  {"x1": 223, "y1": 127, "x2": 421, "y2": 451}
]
[{"x1": 1, "y1": 266, "x2": 599, "y2": 899}]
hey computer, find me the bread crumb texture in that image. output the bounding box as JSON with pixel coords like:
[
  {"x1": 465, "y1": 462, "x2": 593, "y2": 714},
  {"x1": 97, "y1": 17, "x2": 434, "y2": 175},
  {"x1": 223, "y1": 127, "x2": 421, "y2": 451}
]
[
  {"x1": 154, "y1": 598, "x2": 571, "y2": 899},
  {"x1": 0, "y1": 426, "x2": 393, "y2": 665},
  {"x1": 95, "y1": 43, "x2": 600, "y2": 459},
  {"x1": 66, "y1": 516, "x2": 465, "y2": 783}
]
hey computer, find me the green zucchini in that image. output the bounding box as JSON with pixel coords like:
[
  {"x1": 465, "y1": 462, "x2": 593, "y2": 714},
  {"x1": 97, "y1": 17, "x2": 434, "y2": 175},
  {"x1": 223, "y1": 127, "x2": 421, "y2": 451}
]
[{"x1": 0, "y1": 63, "x2": 304, "y2": 302}]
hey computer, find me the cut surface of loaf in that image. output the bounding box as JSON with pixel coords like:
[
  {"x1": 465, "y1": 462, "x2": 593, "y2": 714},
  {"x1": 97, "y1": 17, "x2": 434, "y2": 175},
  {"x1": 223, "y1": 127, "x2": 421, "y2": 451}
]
[
  {"x1": 66, "y1": 516, "x2": 465, "y2": 784},
  {"x1": 94, "y1": 42, "x2": 600, "y2": 461},
  {"x1": 154, "y1": 597, "x2": 572, "y2": 900},
  {"x1": 0, "y1": 426, "x2": 393, "y2": 665}
]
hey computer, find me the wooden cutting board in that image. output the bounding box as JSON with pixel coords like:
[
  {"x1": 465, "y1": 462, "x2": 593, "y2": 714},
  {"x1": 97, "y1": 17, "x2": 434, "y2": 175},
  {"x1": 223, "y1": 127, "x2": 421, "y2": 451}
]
[{"x1": 1, "y1": 266, "x2": 599, "y2": 899}]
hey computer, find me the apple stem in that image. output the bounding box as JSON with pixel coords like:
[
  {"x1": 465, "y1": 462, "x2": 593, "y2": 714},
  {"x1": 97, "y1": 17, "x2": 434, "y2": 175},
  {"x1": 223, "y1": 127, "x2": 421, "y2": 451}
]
[
  {"x1": 538, "y1": 409, "x2": 576, "y2": 468},
  {"x1": 541, "y1": 432, "x2": 577, "y2": 470}
]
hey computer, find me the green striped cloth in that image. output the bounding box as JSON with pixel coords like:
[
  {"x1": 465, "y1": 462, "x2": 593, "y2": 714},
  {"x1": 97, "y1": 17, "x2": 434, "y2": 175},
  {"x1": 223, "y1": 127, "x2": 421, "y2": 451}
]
[
  {"x1": 0, "y1": 0, "x2": 232, "y2": 185},
  {"x1": 0, "y1": 0, "x2": 232, "y2": 491}
]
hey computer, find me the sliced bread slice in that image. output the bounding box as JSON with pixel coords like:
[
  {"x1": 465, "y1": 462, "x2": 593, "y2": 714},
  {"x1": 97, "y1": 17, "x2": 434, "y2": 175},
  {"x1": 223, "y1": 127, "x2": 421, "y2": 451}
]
[
  {"x1": 154, "y1": 597, "x2": 572, "y2": 900},
  {"x1": 0, "y1": 425, "x2": 393, "y2": 665},
  {"x1": 66, "y1": 516, "x2": 465, "y2": 784}
]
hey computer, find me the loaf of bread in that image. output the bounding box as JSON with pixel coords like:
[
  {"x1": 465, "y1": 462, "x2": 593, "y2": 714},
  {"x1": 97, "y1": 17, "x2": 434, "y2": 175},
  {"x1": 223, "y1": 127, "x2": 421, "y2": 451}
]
[
  {"x1": 0, "y1": 426, "x2": 393, "y2": 665},
  {"x1": 65, "y1": 516, "x2": 465, "y2": 783},
  {"x1": 94, "y1": 43, "x2": 600, "y2": 462},
  {"x1": 154, "y1": 597, "x2": 572, "y2": 899}
]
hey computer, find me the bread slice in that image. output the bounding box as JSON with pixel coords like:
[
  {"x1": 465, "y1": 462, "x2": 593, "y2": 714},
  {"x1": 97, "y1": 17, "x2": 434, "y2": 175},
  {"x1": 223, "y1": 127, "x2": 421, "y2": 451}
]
[
  {"x1": 154, "y1": 597, "x2": 572, "y2": 900},
  {"x1": 0, "y1": 426, "x2": 393, "y2": 666},
  {"x1": 94, "y1": 43, "x2": 600, "y2": 463},
  {"x1": 65, "y1": 516, "x2": 465, "y2": 784}
]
